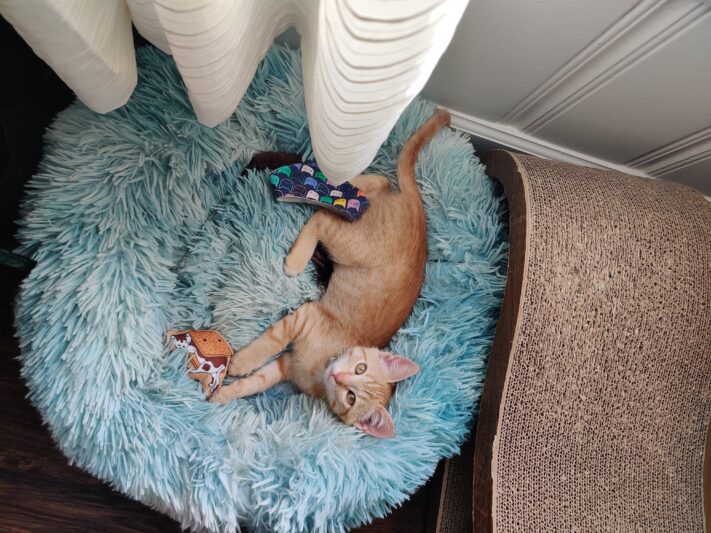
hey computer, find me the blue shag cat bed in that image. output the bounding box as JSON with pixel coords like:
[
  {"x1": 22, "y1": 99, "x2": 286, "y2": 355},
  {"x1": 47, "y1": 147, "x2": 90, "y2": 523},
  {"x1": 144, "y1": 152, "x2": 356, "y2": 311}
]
[{"x1": 15, "y1": 45, "x2": 508, "y2": 532}]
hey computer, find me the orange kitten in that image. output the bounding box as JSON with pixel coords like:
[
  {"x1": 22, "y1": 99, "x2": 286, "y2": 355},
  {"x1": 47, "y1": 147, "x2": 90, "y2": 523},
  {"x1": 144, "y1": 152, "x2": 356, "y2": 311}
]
[{"x1": 210, "y1": 110, "x2": 450, "y2": 438}]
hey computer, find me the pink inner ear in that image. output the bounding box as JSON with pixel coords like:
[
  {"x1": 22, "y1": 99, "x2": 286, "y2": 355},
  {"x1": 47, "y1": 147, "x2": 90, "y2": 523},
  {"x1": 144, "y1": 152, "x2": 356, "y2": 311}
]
[
  {"x1": 378, "y1": 352, "x2": 420, "y2": 383},
  {"x1": 355, "y1": 405, "x2": 395, "y2": 439}
]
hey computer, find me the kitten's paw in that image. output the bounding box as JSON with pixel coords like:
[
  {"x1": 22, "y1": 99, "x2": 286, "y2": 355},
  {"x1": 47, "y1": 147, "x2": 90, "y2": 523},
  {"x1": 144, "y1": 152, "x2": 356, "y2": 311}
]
[
  {"x1": 208, "y1": 387, "x2": 231, "y2": 404},
  {"x1": 283, "y1": 254, "x2": 305, "y2": 277}
]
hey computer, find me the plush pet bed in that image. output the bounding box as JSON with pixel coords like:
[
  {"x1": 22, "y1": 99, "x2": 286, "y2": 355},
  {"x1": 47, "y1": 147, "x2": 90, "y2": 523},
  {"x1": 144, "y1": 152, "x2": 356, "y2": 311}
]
[{"x1": 15, "y1": 45, "x2": 508, "y2": 532}]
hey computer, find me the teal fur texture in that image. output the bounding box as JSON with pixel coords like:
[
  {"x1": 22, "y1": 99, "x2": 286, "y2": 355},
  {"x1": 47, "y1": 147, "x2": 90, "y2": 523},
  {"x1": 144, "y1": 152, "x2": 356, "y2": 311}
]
[{"x1": 15, "y1": 45, "x2": 508, "y2": 532}]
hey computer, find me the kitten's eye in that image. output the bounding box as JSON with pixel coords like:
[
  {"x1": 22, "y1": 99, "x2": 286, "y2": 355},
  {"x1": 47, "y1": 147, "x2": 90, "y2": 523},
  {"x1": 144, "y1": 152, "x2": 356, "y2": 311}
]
[
  {"x1": 346, "y1": 391, "x2": 356, "y2": 405},
  {"x1": 355, "y1": 363, "x2": 367, "y2": 375}
]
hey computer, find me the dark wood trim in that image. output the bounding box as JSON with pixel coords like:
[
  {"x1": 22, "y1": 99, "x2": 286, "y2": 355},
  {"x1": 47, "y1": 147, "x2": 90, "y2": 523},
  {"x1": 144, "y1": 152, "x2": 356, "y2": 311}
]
[
  {"x1": 704, "y1": 416, "x2": 710, "y2": 533},
  {"x1": 472, "y1": 150, "x2": 528, "y2": 533},
  {"x1": 424, "y1": 431, "x2": 476, "y2": 533},
  {"x1": 424, "y1": 458, "x2": 447, "y2": 533}
]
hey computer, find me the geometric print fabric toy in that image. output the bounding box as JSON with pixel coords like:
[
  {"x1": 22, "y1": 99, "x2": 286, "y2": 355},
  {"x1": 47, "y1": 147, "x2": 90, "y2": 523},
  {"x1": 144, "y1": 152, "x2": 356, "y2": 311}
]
[{"x1": 269, "y1": 161, "x2": 369, "y2": 221}]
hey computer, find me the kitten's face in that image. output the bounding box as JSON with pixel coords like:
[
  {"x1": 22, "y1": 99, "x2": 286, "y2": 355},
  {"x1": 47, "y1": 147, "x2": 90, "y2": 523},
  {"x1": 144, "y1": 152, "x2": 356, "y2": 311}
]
[{"x1": 323, "y1": 347, "x2": 419, "y2": 438}]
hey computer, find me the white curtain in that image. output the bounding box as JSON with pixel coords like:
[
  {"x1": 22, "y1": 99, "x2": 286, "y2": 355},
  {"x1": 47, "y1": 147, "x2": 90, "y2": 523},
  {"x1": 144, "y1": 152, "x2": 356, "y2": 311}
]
[{"x1": 0, "y1": 0, "x2": 467, "y2": 183}]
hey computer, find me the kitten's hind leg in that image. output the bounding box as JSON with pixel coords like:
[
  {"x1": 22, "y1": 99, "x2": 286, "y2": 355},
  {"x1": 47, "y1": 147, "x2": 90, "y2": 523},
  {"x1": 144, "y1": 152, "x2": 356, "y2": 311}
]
[
  {"x1": 349, "y1": 174, "x2": 390, "y2": 196},
  {"x1": 228, "y1": 302, "x2": 315, "y2": 376},
  {"x1": 284, "y1": 211, "x2": 343, "y2": 276},
  {"x1": 209, "y1": 358, "x2": 285, "y2": 404}
]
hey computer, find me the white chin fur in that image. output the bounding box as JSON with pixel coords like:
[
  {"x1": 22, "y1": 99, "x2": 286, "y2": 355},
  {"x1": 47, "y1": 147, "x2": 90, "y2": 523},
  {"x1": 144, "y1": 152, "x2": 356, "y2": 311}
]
[{"x1": 323, "y1": 366, "x2": 337, "y2": 402}]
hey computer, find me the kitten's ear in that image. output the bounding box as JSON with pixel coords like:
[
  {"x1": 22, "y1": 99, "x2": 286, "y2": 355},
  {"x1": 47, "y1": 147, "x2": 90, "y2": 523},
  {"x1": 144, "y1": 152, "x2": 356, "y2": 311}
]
[
  {"x1": 355, "y1": 404, "x2": 395, "y2": 439},
  {"x1": 378, "y1": 352, "x2": 420, "y2": 383}
]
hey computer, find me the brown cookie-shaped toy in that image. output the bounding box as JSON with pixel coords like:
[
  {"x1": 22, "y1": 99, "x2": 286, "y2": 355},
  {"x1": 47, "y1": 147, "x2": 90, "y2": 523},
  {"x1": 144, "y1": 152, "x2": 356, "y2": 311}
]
[{"x1": 170, "y1": 330, "x2": 233, "y2": 395}]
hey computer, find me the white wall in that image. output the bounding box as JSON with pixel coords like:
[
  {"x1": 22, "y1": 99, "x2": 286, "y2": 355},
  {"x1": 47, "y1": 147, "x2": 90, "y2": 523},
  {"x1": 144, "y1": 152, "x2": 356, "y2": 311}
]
[{"x1": 424, "y1": 0, "x2": 711, "y2": 195}]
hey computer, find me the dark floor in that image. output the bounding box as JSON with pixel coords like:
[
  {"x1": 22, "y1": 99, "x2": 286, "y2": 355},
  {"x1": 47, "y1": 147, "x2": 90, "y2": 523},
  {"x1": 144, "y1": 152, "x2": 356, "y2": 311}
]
[{"x1": 0, "y1": 268, "x2": 441, "y2": 533}]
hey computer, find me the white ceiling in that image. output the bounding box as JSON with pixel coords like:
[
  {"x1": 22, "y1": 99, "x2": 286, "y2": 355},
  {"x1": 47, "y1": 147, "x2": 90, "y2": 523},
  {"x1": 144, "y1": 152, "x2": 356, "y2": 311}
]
[{"x1": 424, "y1": 0, "x2": 711, "y2": 195}]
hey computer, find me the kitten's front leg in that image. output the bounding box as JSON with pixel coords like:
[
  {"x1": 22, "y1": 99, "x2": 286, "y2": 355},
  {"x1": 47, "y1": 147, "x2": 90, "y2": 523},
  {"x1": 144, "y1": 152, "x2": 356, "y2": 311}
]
[
  {"x1": 210, "y1": 359, "x2": 285, "y2": 404},
  {"x1": 228, "y1": 303, "x2": 314, "y2": 376}
]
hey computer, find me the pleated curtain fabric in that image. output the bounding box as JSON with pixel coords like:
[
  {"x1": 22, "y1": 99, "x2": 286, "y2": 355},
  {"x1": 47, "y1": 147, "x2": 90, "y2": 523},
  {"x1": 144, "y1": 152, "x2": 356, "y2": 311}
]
[{"x1": 0, "y1": 0, "x2": 468, "y2": 183}]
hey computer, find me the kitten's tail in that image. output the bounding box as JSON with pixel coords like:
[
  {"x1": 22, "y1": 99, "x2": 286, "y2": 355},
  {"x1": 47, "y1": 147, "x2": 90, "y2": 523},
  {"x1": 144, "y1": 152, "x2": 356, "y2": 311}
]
[{"x1": 396, "y1": 109, "x2": 450, "y2": 199}]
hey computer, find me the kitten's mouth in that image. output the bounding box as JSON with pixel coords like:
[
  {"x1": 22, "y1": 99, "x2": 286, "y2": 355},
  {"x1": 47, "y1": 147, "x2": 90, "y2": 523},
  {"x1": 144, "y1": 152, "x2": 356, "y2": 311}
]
[
  {"x1": 324, "y1": 355, "x2": 338, "y2": 371},
  {"x1": 323, "y1": 357, "x2": 339, "y2": 392}
]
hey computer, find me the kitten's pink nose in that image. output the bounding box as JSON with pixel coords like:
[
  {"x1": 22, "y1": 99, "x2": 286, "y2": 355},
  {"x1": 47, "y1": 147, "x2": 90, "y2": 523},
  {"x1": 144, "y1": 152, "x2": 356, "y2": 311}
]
[{"x1": 331, "y1": 372, "x2": 347, "y2": 385}]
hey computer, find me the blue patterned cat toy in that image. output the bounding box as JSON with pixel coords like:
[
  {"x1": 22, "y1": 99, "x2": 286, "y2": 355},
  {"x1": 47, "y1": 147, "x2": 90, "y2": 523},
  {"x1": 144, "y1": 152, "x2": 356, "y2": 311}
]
[{"x1": 269, "y1": 161, "x2": 369, "y2": 221}]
